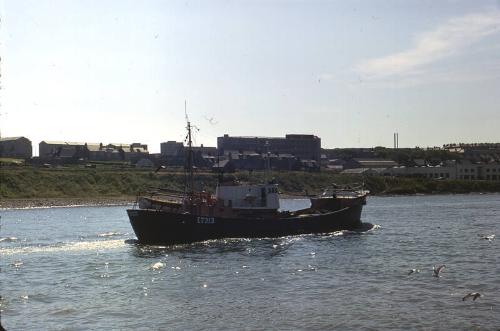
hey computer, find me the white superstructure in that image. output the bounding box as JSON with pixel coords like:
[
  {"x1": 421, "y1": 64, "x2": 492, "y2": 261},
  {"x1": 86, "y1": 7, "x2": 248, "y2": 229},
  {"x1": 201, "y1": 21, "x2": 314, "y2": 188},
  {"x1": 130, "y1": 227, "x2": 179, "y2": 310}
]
[{"x1": 216, "y1": 183, "x2": 280, "y2": 209}]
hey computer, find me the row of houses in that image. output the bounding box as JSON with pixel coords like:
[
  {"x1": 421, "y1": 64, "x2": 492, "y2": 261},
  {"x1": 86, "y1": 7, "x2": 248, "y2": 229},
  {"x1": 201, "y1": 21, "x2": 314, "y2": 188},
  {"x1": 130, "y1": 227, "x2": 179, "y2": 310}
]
[
  {"x1": 443, "y1": 143, "x2": 500, "y2": 163},
  {"x1": 0, "y1": 137, "x2": 149, "y2": 162},
  {"x1": 0, "y1": 136, "x2": 318, "y2": 171},
  {"x1": 330, "y1": 159, "x2": 500, "y2": 181},
  {"x1": 38, "y1": 141, "x2": 148, "y2": 161},
  {"x1": 388, "y1": 160, "x2": 500, "y2": 181},
  {"x1": 2, "y1": 136, "x2": 499, "y2": 180}
]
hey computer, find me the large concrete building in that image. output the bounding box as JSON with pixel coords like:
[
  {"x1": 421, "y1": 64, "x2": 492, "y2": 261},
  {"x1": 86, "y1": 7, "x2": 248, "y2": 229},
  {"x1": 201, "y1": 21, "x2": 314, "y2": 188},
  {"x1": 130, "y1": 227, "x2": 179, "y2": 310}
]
[
  {"x1": 0, "y1": 136, "x2": 33, "y2": 159},
  {"x1": 217, "y1": 134, "x2": 321, "y2": 162}
]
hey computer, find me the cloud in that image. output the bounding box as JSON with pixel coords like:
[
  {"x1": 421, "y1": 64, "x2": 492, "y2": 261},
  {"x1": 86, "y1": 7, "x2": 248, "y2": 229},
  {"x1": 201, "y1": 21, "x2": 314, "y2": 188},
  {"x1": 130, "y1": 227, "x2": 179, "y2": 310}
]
[{"x1": 356, "y1": 11, "x2": 500, "y2": 78}]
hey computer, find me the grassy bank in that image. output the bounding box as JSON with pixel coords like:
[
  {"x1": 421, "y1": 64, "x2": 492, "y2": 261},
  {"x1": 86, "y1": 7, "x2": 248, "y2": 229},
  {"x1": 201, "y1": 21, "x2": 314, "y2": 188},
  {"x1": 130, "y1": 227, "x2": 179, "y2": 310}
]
[{"x1": 1, "y1": 167, "x2": 500, "y2": 200}]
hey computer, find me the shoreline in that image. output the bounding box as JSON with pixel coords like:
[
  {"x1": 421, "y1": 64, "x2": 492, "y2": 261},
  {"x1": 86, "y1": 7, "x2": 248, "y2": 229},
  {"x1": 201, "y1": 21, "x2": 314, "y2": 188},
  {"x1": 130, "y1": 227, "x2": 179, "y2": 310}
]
[
  {"x1": 1, "y1": 191, "x2": 498, "y2": 209},
  {"x1": 0, "y1": 197, "x2": 136, "y2": 210}
]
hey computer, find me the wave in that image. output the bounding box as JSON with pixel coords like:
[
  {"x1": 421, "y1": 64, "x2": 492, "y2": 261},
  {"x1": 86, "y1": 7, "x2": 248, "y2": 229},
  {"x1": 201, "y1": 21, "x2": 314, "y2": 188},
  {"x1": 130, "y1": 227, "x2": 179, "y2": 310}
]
[
  {"x1": 0, "y1": 239, "x2": 126, "y2": 256},
  {"x1": 364, "y1": 223, "x2": 381, "y2": 232},
  {"x1": 97, "y1": 231, "x2": 123, "y2": 238},
  {"x1": 332, "y1": 230, "x2": 351, "y2": 236},
  {"x1": 0, "y1": 236, "x2": 19, "y2": 243},
  {"x1": 77, "y1": 232, "x2": 128, "y2": 241},
  {"x1": 322, "y1": 223, "x2": 381, "y2": 237},
  {"x1": 11, "y1": 261, "x2": 24, "y2": 268}
]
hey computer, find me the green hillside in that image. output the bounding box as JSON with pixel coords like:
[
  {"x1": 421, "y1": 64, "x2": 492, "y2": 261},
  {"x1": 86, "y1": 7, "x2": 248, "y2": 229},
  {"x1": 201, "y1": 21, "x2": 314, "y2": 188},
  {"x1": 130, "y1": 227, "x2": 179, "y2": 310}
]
[{"x1": 1, "y1": 166, "x2": 500, "y2": 200}]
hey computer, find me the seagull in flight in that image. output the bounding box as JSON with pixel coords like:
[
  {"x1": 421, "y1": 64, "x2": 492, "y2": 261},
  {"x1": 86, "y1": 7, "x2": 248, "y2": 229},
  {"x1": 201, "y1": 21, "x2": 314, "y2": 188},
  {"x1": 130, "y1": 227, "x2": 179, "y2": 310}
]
[
  {"x1": 155, "y1": 165, "x2": 166, "y2": 173},
  {"x1": 204, "y1": 115, "x2": 218, "y2": 125},
  {"x1": 462, "y1": 292, "x2": 481, "y2": 301},
  {"x1": 480, "y1": 234, "x2": 495, "y2": 241},
  {"x1": 433, "y1": 265, "x2": 445, "y2": 277}
]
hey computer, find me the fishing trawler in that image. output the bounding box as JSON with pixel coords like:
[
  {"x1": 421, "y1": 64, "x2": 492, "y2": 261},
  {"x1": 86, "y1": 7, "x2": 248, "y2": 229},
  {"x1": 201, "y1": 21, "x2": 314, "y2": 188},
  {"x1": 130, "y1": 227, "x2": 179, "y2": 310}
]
[{"x1": 127, "y1": 120, "x2": 368, "y2": 245}]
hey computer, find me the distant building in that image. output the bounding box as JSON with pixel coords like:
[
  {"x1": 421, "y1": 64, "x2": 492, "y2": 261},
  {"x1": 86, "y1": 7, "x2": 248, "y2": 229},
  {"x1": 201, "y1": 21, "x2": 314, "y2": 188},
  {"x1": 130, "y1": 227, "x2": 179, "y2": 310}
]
[
  {"x1": 86, "y1": 143, "x2": 106, "y2": 160},
  {"x1": 39, "y1": 141, "x2": 87, "y2": 159},
  {"x1": 39, "y1": 141, "x2": 148, "y2": 161},
  {"x1": 322, "y1": 148, "x2": 377, "y2": 159},
  {"x1": 341, "y1": 168, "x2": 381, "y2": 176},
  {"x1": 160, "y1": 141, "x2": 184, "y2": 157},
  {"x1": 388, "y1": 160, "x2": 500, "y2": 181},
  {"x1": 191, "y1": 144, "x2": 217, "y2": 156},
  {"x1": 456, "y1": 160, "x2": 500, "y2": 180},
  {"x1": 389, "y1": 165, "x2": 455, "y2": 179},
  {"x1": 159, "y1": 141, "x2": 217, "y2": 168},
  {"x1": 343, "y1": 158, "x2": 398, "y2": 169},
  {"x1": 136, "y1": 158, "x2": 154, "y2": 168},
  {"x1": 130, "y1": 143, "x2": 148, "y2": 153},
  {"x1": 0, "y1": 136, "x2": 32, "y2": 159},
  {"x1": 443, "y1": 143, "x2": 500, "y2": 162},
  {"x1": 480, "y1": 162, "x2": 500, "y2": 181},
  {"x1": 217, "y1": 134, "x2": 321, "y2": 162},
  {"x1": 212, "y1": 159, "x2": 236, "y2": 173},
  {"x1": 106, "y1": 143, "x2": 148, "y2": 161}
]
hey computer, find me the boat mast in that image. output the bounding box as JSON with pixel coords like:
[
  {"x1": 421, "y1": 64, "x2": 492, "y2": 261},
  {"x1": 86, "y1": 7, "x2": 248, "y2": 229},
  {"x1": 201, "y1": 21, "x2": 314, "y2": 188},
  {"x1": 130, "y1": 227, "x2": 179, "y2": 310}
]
[
  {"x1": 185, "y1": 101, "x2": 195, "y2": 195},
  {"x1": 265, "y1": 140, "x2": 270, "y2": 182}
]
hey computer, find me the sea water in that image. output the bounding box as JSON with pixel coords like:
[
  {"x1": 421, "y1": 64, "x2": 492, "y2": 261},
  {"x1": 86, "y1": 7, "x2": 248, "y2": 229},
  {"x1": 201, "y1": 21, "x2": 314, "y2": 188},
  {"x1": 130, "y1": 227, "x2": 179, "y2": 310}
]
[{"x1": 1, "y1": 194, "x2": 499, "y2": 330}]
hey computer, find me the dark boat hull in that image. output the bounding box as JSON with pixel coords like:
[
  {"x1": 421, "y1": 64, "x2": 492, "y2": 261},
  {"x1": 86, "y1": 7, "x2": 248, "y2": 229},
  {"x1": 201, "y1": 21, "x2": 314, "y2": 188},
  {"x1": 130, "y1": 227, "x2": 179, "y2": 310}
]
[
  {"x1": 127, "y1": 205, "x2": 364, "y2": 245},
  {"x1": 310, "y1": 194, "x2": 367, "y2": 211}
]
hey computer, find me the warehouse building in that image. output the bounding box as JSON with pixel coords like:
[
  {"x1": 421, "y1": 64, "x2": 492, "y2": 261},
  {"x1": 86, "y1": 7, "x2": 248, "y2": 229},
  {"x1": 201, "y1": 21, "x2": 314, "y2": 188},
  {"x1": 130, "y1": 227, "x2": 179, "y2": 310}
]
[{"x1": 0, "y1": 136, "x2": 33, "y2": 159}]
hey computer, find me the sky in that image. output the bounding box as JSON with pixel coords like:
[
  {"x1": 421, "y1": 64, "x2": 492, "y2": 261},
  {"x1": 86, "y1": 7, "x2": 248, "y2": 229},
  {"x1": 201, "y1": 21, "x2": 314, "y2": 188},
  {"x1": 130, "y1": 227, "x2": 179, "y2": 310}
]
[{"x1": 1, "y1": 0, "x2": 500, "y2": 155}]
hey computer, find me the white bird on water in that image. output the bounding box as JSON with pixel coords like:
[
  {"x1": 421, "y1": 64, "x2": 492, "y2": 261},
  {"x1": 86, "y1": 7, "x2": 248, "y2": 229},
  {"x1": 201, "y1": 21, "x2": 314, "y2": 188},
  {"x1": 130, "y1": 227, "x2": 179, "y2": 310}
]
[
  {"x1": 462, "y1": 292, "x2": 482, "y2": 301},
  {"x1": 433, "y1": 265, "x2": 445, "y2": 277},
  {"x1": 150, "y1": 262, "x2": 165, "y2": 270}
]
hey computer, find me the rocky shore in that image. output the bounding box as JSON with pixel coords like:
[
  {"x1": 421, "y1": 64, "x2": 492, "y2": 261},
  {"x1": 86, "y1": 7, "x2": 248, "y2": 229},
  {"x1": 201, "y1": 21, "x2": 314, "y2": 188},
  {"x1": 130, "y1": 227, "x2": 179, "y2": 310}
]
[{"x1": 0, "y1": 197, "x2": 136, "y2": 209}]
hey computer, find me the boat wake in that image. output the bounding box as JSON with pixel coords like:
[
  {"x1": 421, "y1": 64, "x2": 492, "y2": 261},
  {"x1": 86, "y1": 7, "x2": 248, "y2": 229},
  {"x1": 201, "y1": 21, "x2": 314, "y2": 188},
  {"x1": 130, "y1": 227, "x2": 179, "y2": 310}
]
[
  {"x1": 358, "y1": 222, "x2": 381, "y2": 232},
  {"x1": 329, "y1": 223, "x2": 380, "y2": 236},
  {"x1": 77, "y1": 232, "x2": 129, "y2": 241},
  {"x1": 0, "y1": 239, "x2": 126, "y2": 256},
  {"x1": 125, "y1": 224, "x2": 382, "y2": 257}
]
